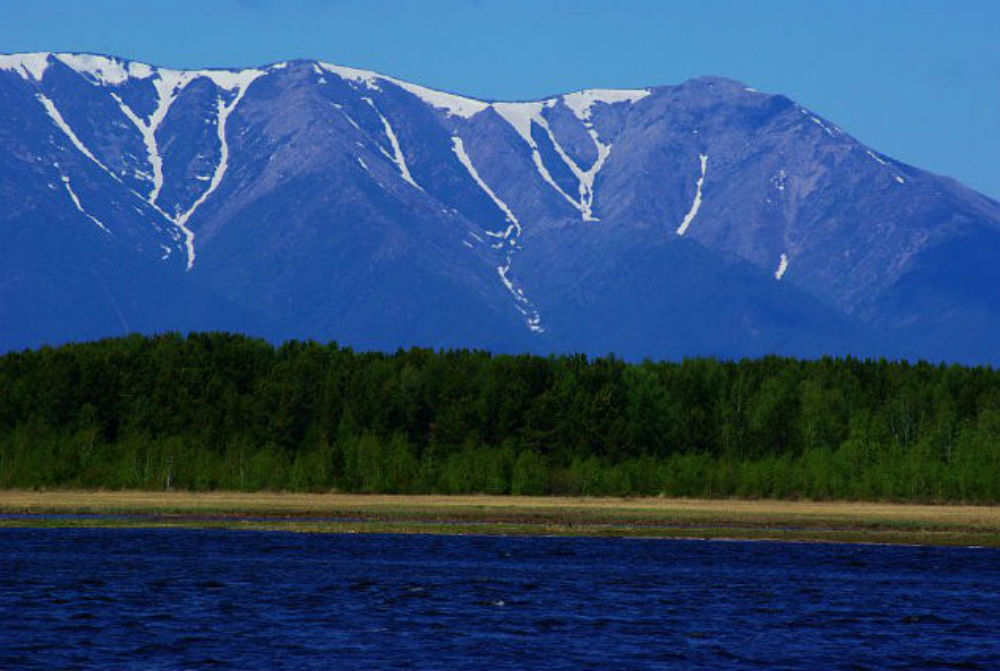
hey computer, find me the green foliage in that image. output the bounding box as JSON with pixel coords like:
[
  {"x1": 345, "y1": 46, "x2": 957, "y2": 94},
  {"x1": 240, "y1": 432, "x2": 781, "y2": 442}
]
[{"x1": 0, "y1": 333, "x2": 998, "y2": 502}]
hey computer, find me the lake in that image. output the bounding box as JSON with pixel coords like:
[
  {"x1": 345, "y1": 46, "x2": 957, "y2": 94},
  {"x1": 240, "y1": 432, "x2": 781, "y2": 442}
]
[{"x1": 1, "y1": 529, "x2": 998, "y2": 669}]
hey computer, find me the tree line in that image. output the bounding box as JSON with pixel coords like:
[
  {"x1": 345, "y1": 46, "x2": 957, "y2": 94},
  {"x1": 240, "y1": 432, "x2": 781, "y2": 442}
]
[{"x1": 0, "y1": 332, "x2": 997, "y2": 501}]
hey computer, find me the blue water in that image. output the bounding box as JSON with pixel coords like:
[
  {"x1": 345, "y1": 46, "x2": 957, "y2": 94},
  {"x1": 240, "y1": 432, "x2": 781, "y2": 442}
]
[{"x1": 1, "y1": 529, "x2": 998, "y2": 670}]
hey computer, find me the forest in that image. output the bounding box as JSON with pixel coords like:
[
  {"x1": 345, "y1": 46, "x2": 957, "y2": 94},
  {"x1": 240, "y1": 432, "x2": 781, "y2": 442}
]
[{"x1": 0, "y1": 332, "x2": 998, "y2": 502}]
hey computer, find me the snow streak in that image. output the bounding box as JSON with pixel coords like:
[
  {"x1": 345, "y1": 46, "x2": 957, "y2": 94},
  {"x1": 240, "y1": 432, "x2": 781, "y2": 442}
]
[
  {"x1": 491, "y1": 92, "x2": 646, "y2": 222},
  {"x1": 113, "y1": 71, "x2": 195, "y2": 205},
  {"x1": 37, "y1": 94, "x2": 120, "y2": 183},
  {"x1": 451, "y1": 137, "x2": 520, "y2": 238},
  {"x1": 535, "y1": 115, "x2": 611, "y2": 221},
  {"x1": 799, "y1": 108, "x2": 836, "y2": 136},
  {"x1": 775, "y1": 253, "x2": 788, "y2": 280},
  {"x1": 491, "y1": 101, "x2": 580, "y2": 211},
  {"x1": 363, "y1": 98, "x2": 422, "y2": 190},
  {"x1": 60, "y1": 174, "x2": 109, "y2": 233},
  {"x1": 320, "y1": 60, "x2": 650, "y2": 221},
  {"x1": 865, "y1": 150, "x2": 906, "y2": 185},
  {"x1": 676, "y1": 154, "x2": 708, "y2": 236},
  {"x1": 173, "y1": 71, "x2": 264, "y2": 269},
  {"x1": 452, "y1": 136, "x2": 543, "y2": 333},
  {"x1": 35, "y1": 59, "x2": 269, "y2": 269}
]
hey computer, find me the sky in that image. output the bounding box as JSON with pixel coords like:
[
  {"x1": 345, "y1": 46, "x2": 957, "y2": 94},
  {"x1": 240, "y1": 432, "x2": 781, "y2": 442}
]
[{"x1": 2, "y1": 0, "x2": 997, "y2": 198}]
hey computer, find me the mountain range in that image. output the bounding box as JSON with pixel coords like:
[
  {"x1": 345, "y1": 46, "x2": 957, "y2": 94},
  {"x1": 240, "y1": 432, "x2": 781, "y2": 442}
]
[{"x1": 3, "y1": 51, "x2": 1000, "y2": 362}]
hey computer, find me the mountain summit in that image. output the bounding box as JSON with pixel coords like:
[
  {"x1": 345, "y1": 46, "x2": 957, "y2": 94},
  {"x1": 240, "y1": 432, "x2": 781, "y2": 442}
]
[{"x1": 3, "y1": 52, "x2": 1000, "y2": 361}]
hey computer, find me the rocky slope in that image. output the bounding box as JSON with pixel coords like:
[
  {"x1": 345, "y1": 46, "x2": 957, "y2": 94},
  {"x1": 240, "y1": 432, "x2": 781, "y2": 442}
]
[{"x1": 2, "y1": 52, "x2": 999, "y2": 361}]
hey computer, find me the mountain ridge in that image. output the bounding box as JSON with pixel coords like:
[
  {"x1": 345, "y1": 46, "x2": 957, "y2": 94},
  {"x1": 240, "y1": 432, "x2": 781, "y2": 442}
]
[{"x1": 2, "y1": 51, "x2": 999, "y2": 362}]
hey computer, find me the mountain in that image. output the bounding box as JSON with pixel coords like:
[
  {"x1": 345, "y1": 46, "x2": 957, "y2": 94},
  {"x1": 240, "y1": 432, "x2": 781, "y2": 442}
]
[{"x1": 2, "y1": 52, "x2": 999, "y2": 362}]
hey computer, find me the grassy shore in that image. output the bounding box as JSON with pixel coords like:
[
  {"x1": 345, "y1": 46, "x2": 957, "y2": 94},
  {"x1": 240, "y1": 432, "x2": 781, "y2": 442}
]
[{"x1": 1, "y1": 490, "x2": 998, "y2": 547}]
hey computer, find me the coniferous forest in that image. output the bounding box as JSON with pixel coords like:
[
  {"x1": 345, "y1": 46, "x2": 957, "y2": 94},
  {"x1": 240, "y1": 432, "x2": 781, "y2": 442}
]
[{"x1": 1, "y1": 333, "x2": 998, "y2": 502}]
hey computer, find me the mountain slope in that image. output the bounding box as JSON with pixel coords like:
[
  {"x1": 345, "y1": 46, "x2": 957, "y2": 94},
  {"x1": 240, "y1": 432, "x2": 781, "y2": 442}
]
[{"x1": 2, "y1": 52, "x2": 999, "y2": 361}]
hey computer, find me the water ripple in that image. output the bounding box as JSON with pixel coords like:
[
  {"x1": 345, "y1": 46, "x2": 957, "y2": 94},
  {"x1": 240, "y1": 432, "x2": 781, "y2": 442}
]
[{"x1": 1, "y1": 529, "x2": 998, "y2": 670}]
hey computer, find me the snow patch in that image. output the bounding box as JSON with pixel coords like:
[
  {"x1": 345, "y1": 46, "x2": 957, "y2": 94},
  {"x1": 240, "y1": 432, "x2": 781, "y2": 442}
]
[
  {"x1": 561, "y1": 88, "x2": 650, "y2": 121},
  {"x1": 197, "y1": 68, "x2": 267, "y2": 93},
  {"x1": 775, "y1": 253, "x2": 788, "y2": 280},
  {"x1": 0, "y1": 52, "x2": 51, "y2": 81},
  {"x1": 389, "y1": 79, "x2": 489, "y2": 118},
  {"x1": 127, "y1": 61, "x2": 154, "y2": 79},
  {"x1": 318, "y1": 62, "x2": 380, "y2": 90},
  {"x1": 55, "y1": 53, "x2": 138, "y2": 86},
  {"x1": 771, "y1": 168, "x2": 787, "y2": 192},
  {"x1": 492, "y1": 101, "x2": 551, "y2": 144},
  {"x1": 675, "y1": 154, "x2": 708, "y2": 236}
]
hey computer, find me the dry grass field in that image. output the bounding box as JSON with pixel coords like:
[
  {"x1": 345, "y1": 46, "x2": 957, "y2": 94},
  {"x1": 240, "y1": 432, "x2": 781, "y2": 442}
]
[{"x1": 1, "y1": 490, "x2": 997, "y2": 546}]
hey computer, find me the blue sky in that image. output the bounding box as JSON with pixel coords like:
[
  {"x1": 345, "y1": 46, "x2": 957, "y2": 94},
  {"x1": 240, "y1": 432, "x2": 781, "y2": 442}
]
[{"x1": 3, "y1": 0, "x2": 997, "y2": 197}]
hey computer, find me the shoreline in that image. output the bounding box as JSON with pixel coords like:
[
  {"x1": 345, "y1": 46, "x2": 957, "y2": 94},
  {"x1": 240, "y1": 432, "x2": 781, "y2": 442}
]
[{"x1": 1, "y1": 490, "x2": 997, "y2": 547}]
